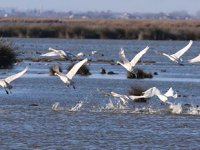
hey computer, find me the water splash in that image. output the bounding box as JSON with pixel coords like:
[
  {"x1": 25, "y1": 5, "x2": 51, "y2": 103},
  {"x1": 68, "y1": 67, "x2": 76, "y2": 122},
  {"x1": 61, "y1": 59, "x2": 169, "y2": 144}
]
[
  {"x1": 104, "y1": 99, "x2": 115, "y2": 110},
  {"x1": 187, "y1": 105, "x2": 200, "y2": 115},
  {"x1": 52, "y1": 102, "x2": 64, "y2": 111},
  {"x1": 68, "y1": 101, "x2": 83, "y2": 112},
  {"x1": 169, "y1": 103, "x2": 182, "y2": 114}
]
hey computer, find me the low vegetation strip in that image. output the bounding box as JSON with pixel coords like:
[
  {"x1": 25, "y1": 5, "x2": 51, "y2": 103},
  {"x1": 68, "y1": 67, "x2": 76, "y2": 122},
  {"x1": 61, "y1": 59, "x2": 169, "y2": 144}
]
[{"x1": 0, "y1": 18, "x2": 200, "y2": 40}]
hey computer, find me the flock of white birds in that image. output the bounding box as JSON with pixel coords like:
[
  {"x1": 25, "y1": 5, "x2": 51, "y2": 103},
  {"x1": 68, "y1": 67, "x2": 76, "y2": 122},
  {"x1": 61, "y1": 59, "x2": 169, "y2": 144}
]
[{"x1": 1, "y1": 40, "x2": 200, "y2": 111}]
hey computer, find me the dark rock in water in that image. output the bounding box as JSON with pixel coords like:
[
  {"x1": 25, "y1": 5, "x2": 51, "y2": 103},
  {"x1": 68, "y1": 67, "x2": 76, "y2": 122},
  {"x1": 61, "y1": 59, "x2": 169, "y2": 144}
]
[
  {"x1": 99, "y1": 67, "x2": 106, "y2": 74},
  {"x1": 154, "y1": 72, "x2": 158, "y2": 75},
  {"x1": 29, "y1": 104, "x2": 39, "y2": 106},
  {"x1": 107, "y1": 71, "x2": 117, "y2": 75},
  {"x1": 128, "y1": 86, "x2": 148, "y2": 102},
  {"x1": 36, "y1": 51, "x2": 42, "y2": 55},
  {"x1": 67, "y1": 63, "x2": 91, "y2": 76},
  {"x1": 49, "y1": 64, "x2": 62, "y2": 76},
  {"x1": 127, "y1": 68, "x2": 153, "y2": 79}
]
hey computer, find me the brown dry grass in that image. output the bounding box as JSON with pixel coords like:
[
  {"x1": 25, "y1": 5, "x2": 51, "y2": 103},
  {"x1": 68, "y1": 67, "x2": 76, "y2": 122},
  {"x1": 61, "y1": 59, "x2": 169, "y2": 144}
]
[{"x1": 0, "y1": 18, "x2": 200, "y2": 40}]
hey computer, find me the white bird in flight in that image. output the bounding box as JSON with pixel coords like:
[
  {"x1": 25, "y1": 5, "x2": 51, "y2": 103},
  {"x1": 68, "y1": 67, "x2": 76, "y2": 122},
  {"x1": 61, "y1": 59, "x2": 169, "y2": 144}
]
[
  {"x1": 162, "y1": 40, "x2": 193, "y2": 64},
  {"x1": 188, "y1": 54, "x2": 200, "y2": 63},
  {"x1": 117, "y1": 46, "x2": 149, "y2": 74},
  {"x1": 41, "y1": 47, "x2": 75, "y2": 60},
  {"x1": 129, "y1": 87, "x2": 177, "y2": 104},
  {"x1": 110, "y1": 91, "x2": 129, "y2": 105},
  {"x1": 54, "y1": 58, "x2": 88, "y2": 89},
  {"x1": 0, "y1": 66, "x2": 29, "y2": 94}
]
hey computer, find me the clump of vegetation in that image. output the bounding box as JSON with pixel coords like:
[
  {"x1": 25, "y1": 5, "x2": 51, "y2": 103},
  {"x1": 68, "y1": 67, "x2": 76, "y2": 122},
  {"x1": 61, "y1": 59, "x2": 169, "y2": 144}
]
[
  {"x1": 49, "y1": 64, "x2": 62, "y2": 76},
  {"x1": 0, "y1": 38, "x2": 17, "y2": 69},
  {"x1": 67, "y1": 63, "x2": 91, "y2": 76},
  {"x1": 128, "y1": 86, "x2": 147, "y2": 102},
  {"x1": 127, "y1": 68, "x2": 153, "y2": 79}
]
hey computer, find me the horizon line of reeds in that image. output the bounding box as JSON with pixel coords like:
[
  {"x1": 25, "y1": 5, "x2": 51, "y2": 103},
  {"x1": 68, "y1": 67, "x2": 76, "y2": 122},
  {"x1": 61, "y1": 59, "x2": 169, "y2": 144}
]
[{"x1": 0, "y1": 18, "x2": 200, "y2": 40}]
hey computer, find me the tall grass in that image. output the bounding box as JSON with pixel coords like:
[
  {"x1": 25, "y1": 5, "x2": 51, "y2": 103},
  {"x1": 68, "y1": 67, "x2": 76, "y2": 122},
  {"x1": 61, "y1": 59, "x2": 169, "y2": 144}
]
[{"x1": 0, "y1": 18, "x2": 200, "y2": 40}]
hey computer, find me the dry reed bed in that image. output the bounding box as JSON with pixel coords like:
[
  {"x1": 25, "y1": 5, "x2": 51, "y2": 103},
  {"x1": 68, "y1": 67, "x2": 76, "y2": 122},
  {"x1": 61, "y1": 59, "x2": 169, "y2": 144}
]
[{"x1": 0, "y1": 18, "x2": 200, "y2": 40}]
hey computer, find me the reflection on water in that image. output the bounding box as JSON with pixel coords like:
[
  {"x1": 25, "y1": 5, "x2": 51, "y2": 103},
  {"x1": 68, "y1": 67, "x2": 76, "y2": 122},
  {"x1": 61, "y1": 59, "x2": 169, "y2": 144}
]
[{"x1": 0, "y1": 39, "x2": 200, "y2": 149}]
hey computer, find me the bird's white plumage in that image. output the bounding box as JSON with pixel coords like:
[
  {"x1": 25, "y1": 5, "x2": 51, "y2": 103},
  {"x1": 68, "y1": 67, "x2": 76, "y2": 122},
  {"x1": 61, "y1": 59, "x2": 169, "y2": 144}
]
[
  {"x1": 0, "y1": 66, "x2": 29, "y2": 94},
  {"x1": 55, "y1": 58, "x2": 88, "y2": 87},
  {"x1": 129, "y1": 87, "x2": 177, "y2": 104},
  {"x1": 164, "y1": 87, "x2": 178, "y2": 98},
  {"x1": 76, "y1": 52, "x2": 85, "y2": 58},
  {"x1": 129, "y1": 87, "x2": 157, "y2": 100},
  {"x1": 110, "y1": 91, "x2": 129, "y2": 105},
  {"x1": 162, "y1": 40, "x2": 193, "y2": 63},
  {"x1": 66, "y1": 58, "x2": 88, "y2": 80},
  {"x1": 130, "y1": 46, "x2": 149, "y2": 67},
  {"x1": 40, "y1": 51, "x2": 60, "y2": 57},
  {"x1": 188, "y1": 54, "x2": 200, "y2": 63},
  {"x1": 91, "y1": 51, "x2": 98, "y2": 55},
  {"x1": 41, "y1": 47, "x2": 76, "y2": 60},
  {"x1": 4, "y1": 66, "x2": 29, "y2": 84},
  {"x1": 117, "y1": 46, "x2": 149, "y2": 72}
]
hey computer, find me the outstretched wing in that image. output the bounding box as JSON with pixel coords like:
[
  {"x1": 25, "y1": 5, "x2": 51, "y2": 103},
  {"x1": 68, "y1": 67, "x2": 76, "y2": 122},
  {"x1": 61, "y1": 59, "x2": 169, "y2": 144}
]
[
  {"x1": 66, "y1": 58, "x2": 88, "y2": 80},
  {"x1": 157, "y1": 94, "x2": 168, "y2": 102},
  {"x1": 119, "y1": 48, "x2": 129, "y2": 63},
  {"x1": 130, "y1": 46, "x2": 149, "y2": 67},
  {"x1": 188, "y1": 54, "x2": 200, "y2": 63},
  {"x1": 164, "y1": 87, "x2": 174, "y2": 97},
  {"x1": 55, "y1": 72, "x2": 68, "y2": 83},
  {"x1": 5, "y1": 66, "x2": 29, "y2": 83},
  {"x1": 117, "y1": 48, "x2": 133, "y2": 72},
  {"x1": 171, "y1": 40, "x2": 193, "y2": 59},
  {"x1": 48, "y1": 47, "x2": 62, "y2": 52},
  {"x1": 48, "y1": 47, "x2": 67, "y2": 57},
  {"x1": 111, "y1": 91, "x2": 122, "y2": 98},
  {"x1": 143, "y1": 86, "x2": 158, "y2": 97}
]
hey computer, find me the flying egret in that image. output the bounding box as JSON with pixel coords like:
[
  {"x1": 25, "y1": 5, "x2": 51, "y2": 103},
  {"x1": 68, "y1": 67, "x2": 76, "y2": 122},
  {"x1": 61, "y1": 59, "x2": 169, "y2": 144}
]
[
  {"x1": 110, "y1": 91, "x2": 129, "y2": 105},
  {"x1": 117, "y1": 46, "x2": 149, "y2": 75},
  {"x1": 188, "y1": 54, "x2": 200, "y2": 63},
  {"x1": 162, "y1": 40, "x2": 193, "y2": 64},
  {"x1": 129, "y1": 87, "x2": 177, "y2": 104},
  {"x1": 54, "y1": 58, "x2": 88, "y2": 89},
  {"x1": 41, "y1": 47, "x2": 75, "y2": 60},
  {"x1": 0, "y1": 66, "x2": 29, "y2": 94}
]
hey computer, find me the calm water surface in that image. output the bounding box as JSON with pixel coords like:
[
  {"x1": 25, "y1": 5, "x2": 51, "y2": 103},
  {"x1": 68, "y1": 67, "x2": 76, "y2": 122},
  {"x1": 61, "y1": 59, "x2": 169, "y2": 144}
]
[{"x1": 0, "y1": 38, "x2": 200, "y2": 149}]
